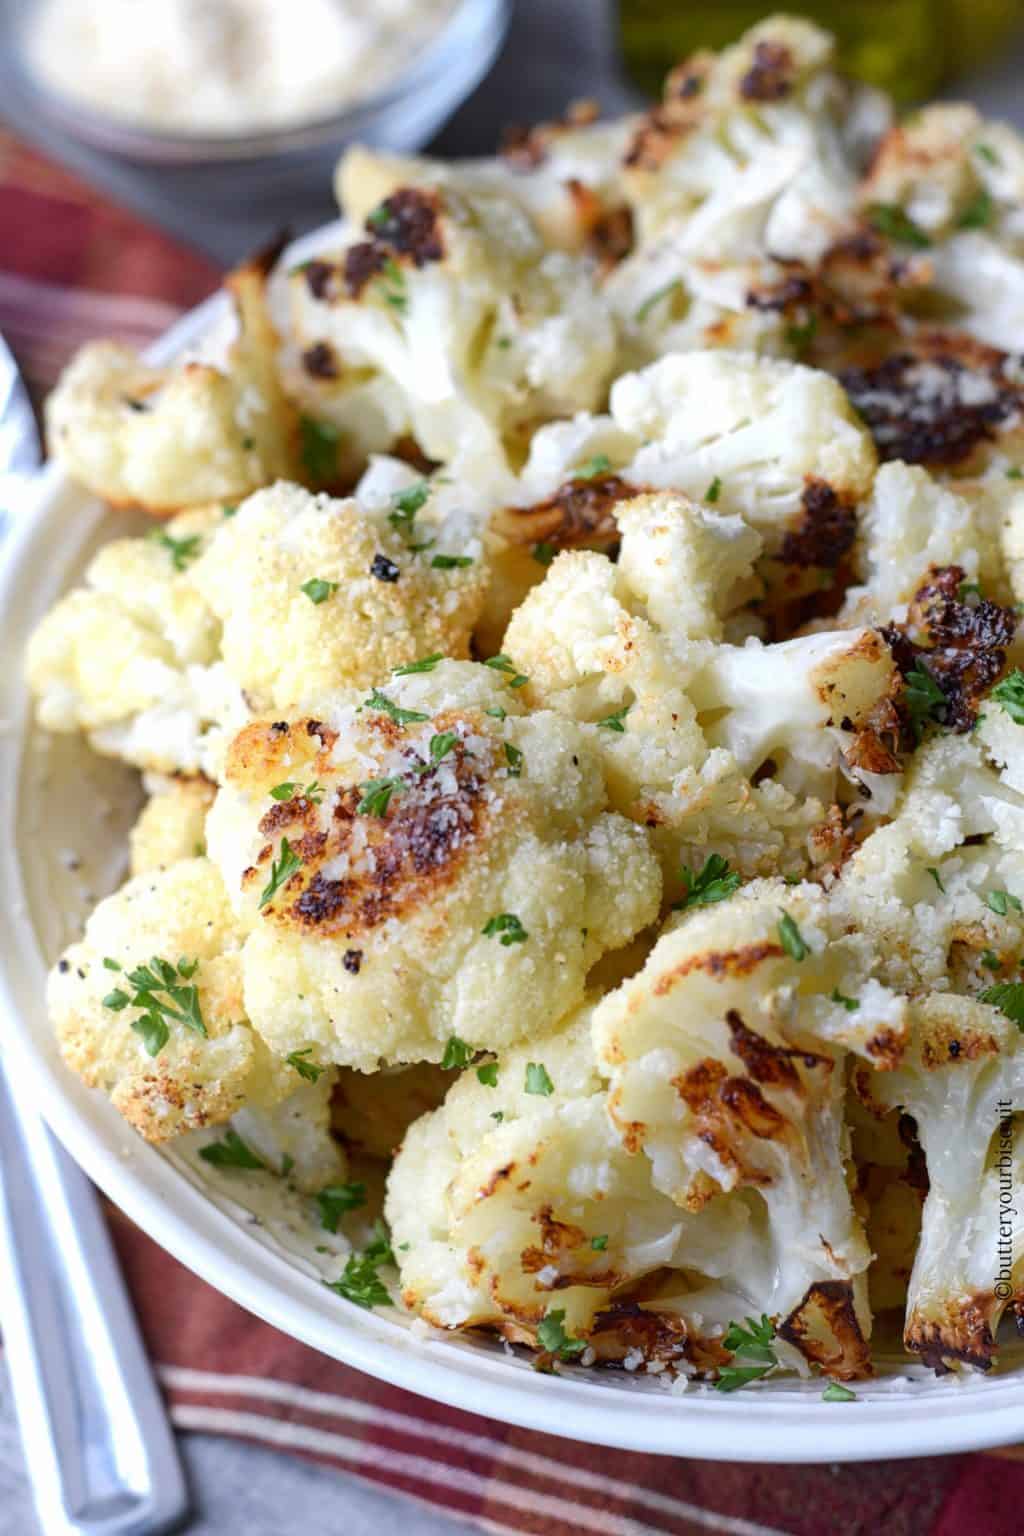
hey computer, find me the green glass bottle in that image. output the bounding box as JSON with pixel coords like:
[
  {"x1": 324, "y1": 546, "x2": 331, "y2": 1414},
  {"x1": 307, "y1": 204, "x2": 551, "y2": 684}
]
[{"x1": 618, "y1": 0, "x2": 1020, "y2": 103}]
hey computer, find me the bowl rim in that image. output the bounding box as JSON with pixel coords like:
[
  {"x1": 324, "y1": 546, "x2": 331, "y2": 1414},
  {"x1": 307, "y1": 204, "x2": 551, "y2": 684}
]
[
  {"x1": 11, "y1": 0, "x2": 510, "y2": 161},
  {"x1": 3, "y1": 281, "x2": 1024, "y2": 1463}
]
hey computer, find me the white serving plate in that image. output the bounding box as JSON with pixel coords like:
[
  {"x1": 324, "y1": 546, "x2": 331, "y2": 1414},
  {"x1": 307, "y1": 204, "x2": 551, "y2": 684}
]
[{"x1": 2, "y1": 274, "x2": 1024, "y2": 1464}]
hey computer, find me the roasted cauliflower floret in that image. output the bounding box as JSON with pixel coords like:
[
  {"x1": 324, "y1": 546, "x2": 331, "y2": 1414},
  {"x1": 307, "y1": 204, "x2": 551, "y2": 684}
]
[
  {"x1": 288, "y1": 181, "x2": 617, "y2": 463},
  {"x1": 48, "y1": 858, "x2": 294, "y2": 1143},
  {"x1": 205, "y1": 661, "x2": 661, "y2": 1070},
  {"x1": 26, "y1": 504, "x2": 249, "y2": 777},
  {"x1": 188, "y1": 480, "x2": 488, "y2": 713},
  {"x1": 854, "y1": 994, "x2": 1024, "y2": 1372},
  {"x1": 231, "y1": 1071, "x2": 347, "y2": 1194},
  {"x1": 46, "y1": 260, "x2": 298, "y2": 513},
  {"x1": 592, "y1": 881, "x2": 889, "y2": 1377},
  {"x1": 505, "y1": 499, "x2": 901, "y2": 890},
  {"x1": 387, "y1": 1005, "x2": 763, "y2": 1368},
  {"x1": 129, "y1": 775, "x2": 217, "y2": 875}
]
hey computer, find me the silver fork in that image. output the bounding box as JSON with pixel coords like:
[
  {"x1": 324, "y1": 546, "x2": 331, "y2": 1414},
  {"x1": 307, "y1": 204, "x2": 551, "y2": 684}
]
[{"x1": 0, "y1": 329, "x2": 189, "y2": 1535}]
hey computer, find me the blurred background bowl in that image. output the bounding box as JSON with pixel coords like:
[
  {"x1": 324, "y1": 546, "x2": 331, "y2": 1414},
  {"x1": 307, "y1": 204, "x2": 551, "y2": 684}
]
[{"x1": 0, "y1": 0, "x2": 510, "y2": 230}]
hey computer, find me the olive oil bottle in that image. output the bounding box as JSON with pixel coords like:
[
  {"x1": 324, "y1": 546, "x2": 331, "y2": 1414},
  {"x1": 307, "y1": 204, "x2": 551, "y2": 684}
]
[{"x1": 618, "y1": 1, "x2": 1021, "y2": 102}]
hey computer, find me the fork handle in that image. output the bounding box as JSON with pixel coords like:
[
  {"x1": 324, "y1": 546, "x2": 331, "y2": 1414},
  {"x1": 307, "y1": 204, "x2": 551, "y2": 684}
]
[{"x1": 0, "y1": 1061, "x2": 189, "y2": 1535}]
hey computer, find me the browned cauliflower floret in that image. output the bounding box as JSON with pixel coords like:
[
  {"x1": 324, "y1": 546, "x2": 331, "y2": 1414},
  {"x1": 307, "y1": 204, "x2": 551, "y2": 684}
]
[
  {"x1": 129, "y1": 776, "x2": 217, "y2": 875},
  {"x1": 205, "y1": 661, "x2": 661, "y2": 1070}
]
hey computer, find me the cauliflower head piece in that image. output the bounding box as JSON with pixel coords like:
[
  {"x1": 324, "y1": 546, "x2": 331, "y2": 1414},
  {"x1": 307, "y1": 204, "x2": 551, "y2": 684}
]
[
  {"x1": 129, "y1": 775, "x2": 217, "y2": 875},
  {"x1": 206, "y1": 660, "x2": 661, "y2": 1070},
  {"x1": 46, "y1": 259, "x2": 298, "y2": 514},
  {"x1": 48, "y1": 857, "x2": 295, "y2": 1143},
  {"x1": 288, "y1": 182, "x2": 617, "y2": 464},
  {"x1": 592, "y1": 880, "x2": 889, "y2": 1377}
]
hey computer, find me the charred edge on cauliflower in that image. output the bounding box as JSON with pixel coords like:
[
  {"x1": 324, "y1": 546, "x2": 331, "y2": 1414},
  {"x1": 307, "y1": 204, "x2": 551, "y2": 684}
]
[
  {"x1": 839, "y1": 336, "x2": 1024, "y2": 467},
  {"x1": 622, "y1": 54, "x2": 713, "y2": 172},
  {"x1": 247, "y1": 714, "x2": 494, "y2": 937},
  {"x1": 519, "y1": 1206, "x2": 622, "y2": 1290},
  {"x1": 739, "y1": 39, "x2": 796, "y2": 102},
  {"x1": 343, "y1": 188, "x2": 445, "y2": 298},
  {"x1": 302, "y1": 342, "x2": 339, "y2": 379},
  {"x1": 565, "y1": 181, "x2": 635, "y2": 271},
  {"x1": 494, "y1": 474, "x2": 639, "y2": 555},
  {"x1": 906, "y1": 1299, "x2": 1008, "y2": 1374},
  {"x1": 881, "y1": 564, "x2": 1017, "y2": 735},
  {"x1": 725, "y1": 1009, "x2": 832, "y2": 1083},
  {"x1": 776, "y1": 1279, "x2": 872, "y2": 1380},
  {"x1": 586, "y1": 1298, "x2": 731, "y2": 1373},
  {"x1": 499, "y1": 99, "x2": 601, "y2": 170},
  {"x1": 780, "y1": 480, "x2": 858, "y2": 570}
]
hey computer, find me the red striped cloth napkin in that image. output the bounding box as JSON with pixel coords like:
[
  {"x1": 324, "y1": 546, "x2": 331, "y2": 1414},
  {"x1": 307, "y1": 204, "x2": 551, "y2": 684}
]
[{"x1": 4, "y1": 125, "x2": 1024, "y2": 1536}]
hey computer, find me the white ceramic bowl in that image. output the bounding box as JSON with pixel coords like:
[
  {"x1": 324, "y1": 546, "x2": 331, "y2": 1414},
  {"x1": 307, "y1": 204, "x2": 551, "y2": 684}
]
[{"x1": 3, "y1": 282, "x2": 1024, "y2": 1463}]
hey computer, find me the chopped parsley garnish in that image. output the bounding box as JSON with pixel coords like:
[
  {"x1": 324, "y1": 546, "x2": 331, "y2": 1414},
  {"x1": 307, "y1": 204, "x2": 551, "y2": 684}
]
[
  {"x1": 222, "y1": 504, "x2": 237, "y2": 518},
  {"x1": 199, "y1": 1130, "x2": 266, "y2": 1171},
  {"x1": 482, "y1": 913, "x2": 529, "y2": 946},
  {"x1": 301, "y1": 577, "x2": 338, "y2": 605},
  {"x1": 675, "y1": 853, "x2": 740, "y2": 911},
  {"x1": 532, "y1": 542, "x2": 556, "y2": 567},
  {"x1": 705, "y1": 476, "x2": 722, "y2": 504},
  {"x1": 536, "y1": 1308, "x2": 586, "y2": 1359},
  {"x1": 376, "y1": 257, "x2": 407, "y2": 313},
  {"x1": 904, "y1": 661, "x2": 947, "y2": 742},
  {"x1": 590, "y1": 1234, "x2": 608, "y2": 1251},
  {"x1": 958, "y1": 580, "x2": 983, "y2": 601},
  {"x1": 524, "y1": 1061, "x2": 554, "y2": 1096},
  {"x1": 258, "y1": 838, "x2": 302, "y2": 908},
  {"x1": 149, "y1": 529, "x2": 201, "y2": 572},
  {"x1": 316, "y1": 1181, "x2": 367, "y2": 1232},
  {"x1": 103, "y1": 957, "x2": 121, "y2": 971},
  {"x1": 286, "y1": 1047, "x2": 325, "y2": 1082},
  {"x1": 365, "y1": 203, "x2": 389, "y2": 230},
  {"x1": 986, "y1": 889, "x2": 1023, "y2": 916},
  {"x1": 1007, "y1": 467, "x2": 1023, "y2": 481},
  {"x1": 389, "y1": 481, "x2": 430, "y2": 533},
  {"x1": 270, "y1": 780, "x2": 324, "y2": 804},
  {"x1": 103, "y1": 953, "x2": 206, "y2": 1056},
  {"x1": 574, "y1": 453, "x2": 612, "y2": 481},
  {"x1": 356, "y1": 776, "x2": 404, "y2": 817},
  {"x1": 325, "y1": 1221, "x2": 395, "y2": 1309},
  {"x1": 715, "y1": 1314, "x2": 778, "y2": 1392},
  {"x1": 485, "y1": 704, "x2": 507, "y2": 720},
  {"x1": 785, "y1": 314, "x2": 818, "y2": 354},
  {"x1": 420, "y1": 731, "x2": 458, "y2": 769},
  {"x1": 778, "y1": 912, "x2": 809, "y2": 961},
  {"x1": 830, "y1": 988, "x2": 860, "y2": 1012},
  {"x1": 362, "y1": 688, "x2": 429, "y2": 725},
  {"x1": 282, "y1": 1155, "x2": 295, "y2": 1178},
  {"x1": 957, "y1": 189, "x2": 993, "y2": 230},
  {"x1": 476, "y1": 1061, "x2": 499, "y2": 1086},
  {"x1": 991, "y1": 669, "x2": 1024, "y2": 724},
  {"x1": 595, "y1": 705, "x2": 631, "y2": 732},
  {"x1": 504, "y1": 742, "x2": 523, "y2": 776},
  {"x1": 490, "y1": 1110, "x2": 504, "y2": 1123},
  {"x1": 981, "y1": 950, "x2": 1002, "y2": 972},
  {"x1": 822, "y1": 1381, "x2": 857, "y2": 1403},
  {"x1": 975, "y1": 142, "x2": 1000, "y2": 166},
  {"x1": 430, "y1": 553, "x2": 474, "y2": 569},
  {"x1": 441, "y1": 1035, "x2": 473, "y2": 1070},
  {"x1": 485, "y1": 654, "x2": 529, "y2": 688},
  {"x1": 926, "y1": 867, "x2": 946, "y2": 893},
  {"x1": 980, "y1": 980, "x2": 1024, "y2": 1027},
  {"x1": 867, "y1": 202, "x2": 931, "y2": 248},
  {"x1": 299, "y1": 415, "x2": 341, "y2": 483},
  {"x1": 393, "y1": 653, "x2": 443, "y2": 675},
  {"x1": 634, "y1": 278, "x2": 682, "y2": 324}
]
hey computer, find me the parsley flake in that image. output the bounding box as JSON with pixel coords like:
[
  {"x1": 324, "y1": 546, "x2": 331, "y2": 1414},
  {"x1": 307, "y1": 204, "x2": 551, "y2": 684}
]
[
  {"x1": 705, "y1": 476, "x2": 722, "y2": 504},
  {"x1": 595, "y1": 704, "x2": 631, "y2": 733},
  {"x1": 904, "y1": 661, "x2": 947, "y2": 742},
  {"x1": 393, "y1": 653, "x2": 443, "y2": 675},
  {"x1": 867, "y1": 202, "x2": 931, "y2": 248},
  {"x1": 362, "y1": 688, "x2": 429, "y2": 725},
  {"x1": 441, "y1": 1035, "x2": 473, "y2": 1070},
  {"x1": 286, "y1": 1047, "x2": 325, "y2": 1083},
  {"x1": 980, "y1": 980, "x2": 1024, "y2": 1027},
  {"x1": 490, "y1": 1110, "x2": 504, "y2": 1123},
  {"x1": 778, "y1": 912, "x2": 809, "y2": 961},
  {"x1": 476, "y1": 1061, "x2": 499, "y2": 1086},
  {"x1": 975, "y1": 143, "x2": 1001, "y2": 166},
  {"x1": 389, "y1": 482, "x2": 430, "y2": 538},
  {"x1": 485, "y1": 704, "x2": 507, "y2": 720},
  {"x1": 634, "y1": 278, "x2": 682, "y2": 324},
  {"x1": 316, "y1": 1181, "x2": 367, "y2": 1232},
  {"x1": 149, "y1": 529, "x2": 201, "y2": 572},
  {"x1": 1007, "y1": 467, "x2": 1023, "y2": 481},
  {"x1": 675, "y1": 854, "x2": 740, "y2": 911},
  {"x1": 958, "y1": 188, "x2": 993, "y2": 230},
  {"x1": 301, "y1": 577, "x2": 338, "y2": 605},
  {"x1": 785, "y1": 314, "x2": 818, "y2": 354},
  {"x1": 421, "y1": 731, "x2": 458, "y2": 769},
  {"x1": 987, "y1": 889, "x2": 1023, "y2": 916},
  {"x1": 270, "y1": 780, "x2": 324, "y2": 804},
  {"x1": 715, "y1": 1314, "x2": 778, "y2": 1392},
  {"x1": 325, "y1": 1221, "x2": 395, "y2": 1309},
  {"x1": 199, "y1": 1130, "x2": 266, "y2": 1171},
  {"x1": 536, "y1": 1307, "x2": 586, "y2": 1359},
  {"x1": 991, "y1": 669, "x2": 1024, "y2": 725},
  {"x1": 830, "y1": 988, "x2": 860, "y2": 1012},
  {"x1": 524, "y1": 1062, "x2": 554, "y2": 1096},
  {"x1": 926, "y1": 867, "x2": 946, "y2": 893},
  {"x1": 103, "y1": 954, "x2": 207, "y2": 1056},
  {"x1": 259, "y1": 838, "x2": 302, "y2": 908},
  {"x1": 590, "y1": 1234, "x2": 609, "y2": 1251},
  {"x1": 574, "y1": 453, "x2": 612, "y2": 481},
  {"x1": 430, "y1": 553, "x2": 474, "y2": 570},
  {"x1": 981, "y1": 950, "x2": 1002, "y2": 972},
  {"x1": 356, "y1": 776, "x2": 404, "y2": 817},
  {"x1": 485, "y1": 654, "x2": 529, "y2": 688},
  {"x1": 504, "y1": 742, "x2": 523, "y2": 777},
  {"x1": 299, "y1": 415, "x2": 341, "y2": 483},
  {"x1": 376, "y1": 257, "x2": 407, "y2": 313},
  {"x1": 482, "y1": 913, "x2": 528, "y2": 946}
]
